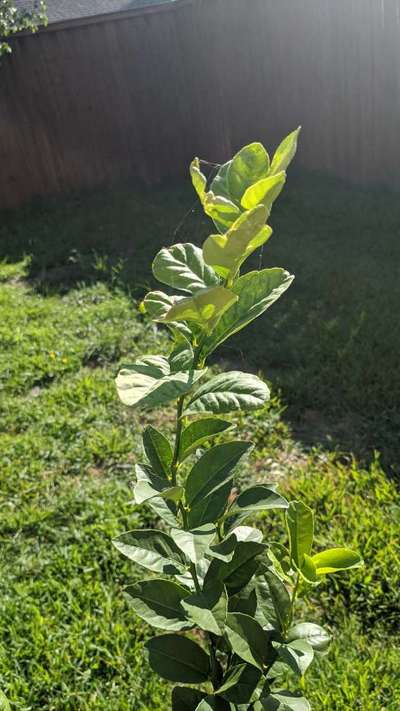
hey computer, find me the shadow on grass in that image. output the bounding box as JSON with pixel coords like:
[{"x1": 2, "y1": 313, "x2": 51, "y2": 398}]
[{"x1": 1, "y1": 172, "x2": 399, "y2": 473}]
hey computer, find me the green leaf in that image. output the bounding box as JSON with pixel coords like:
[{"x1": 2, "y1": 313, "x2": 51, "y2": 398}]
[
  {"x1": 182, "y1": 583, "x2": 227, "y2": 635},
  {"x1": 299, "y1": 553, "x2": 319, "y2": 585},
  {"x1": 172, "y1": 524, "x2": 217, "y2": 565},
  {"x1": 153, "y1": 243, "x2": 219, "y2": 294},
  {"x1": 195, "y1": 697, "x2": 231, "y2": 711},
  {"x1": 206, "y1": 541, "x2": 266, "y2": 594},
  {"x1": 228, "y1": 143, "x2": 270, "y2": 203},
  {"x1": 112, "y1": 529, "x2": 188, "y2": 575},
  {"x1": 208, "y1": 534, "x2": 238, "y2": 562},
  {"x1": 162, "y1": 286, "x2": 238, "y2": 331},
  {"x1": 116, "y1": 357, "x2": 206, "y2": 409},
  {"x1": 286, "y1": 501, "x2": 314, "y2": 569},
  {"x1": 261, "y1": 690, "x2": 311, "y2": 711},
  {"x1": 125, "y1": 579, "x2": 190, "y2": 631},
  {"x1": 142, "y1": 426, "x2": 173, "y2": 477},
  {"x1": 241, "y1": 171, "x2": 286, "y2": 212},
  {"x1": 186, "y1": 371, "x2": 269, "y2": 414},
  {"x1": 228, "y1": 584, "x2": 258, "y2": 617},
  {"x1": 233, "y1": 485, "x2": 288, "y2": 515},
  {"x1": 145, "y1": 634, "x2": 210, "y2": 683},
  {"x1": 225, "y1": 612, "x2": 272, "y2": 669},
  {"x1": 169, "y1": 341, "x2": 194, "y2": 372},
  {"x1": 274, "y1": 639, "x2": 314, "y2": 677},
  {"x1": 257, "y1": 571, "x2": 291, "y2": 633},
  {"x1": 187, "y1": 480, "x2": 232, "y2": 529},
  {"x1": 216, "y1": 663, "x2": 261, "y2": 704},
  {"x1": 180, "y1": 417, "x2": 233, "y2": 460},
  {"x1": 311, "y1": 547, "x2": 363, "y2": 574},
  {"x1": 133, "y1": 465, "x2": 179, "y2": 526},
  {"x1": 210, "y1": 160, "x2": 232, "y2": 200},
  {"x1": 203, "y1": 269, "x2": 294, "y2": 355},
  {"x1": 142, "y1": 290, "x2": 179, "y2": 320},
  {"x1": 142, "y1": 290, "x2": 194, "y2": 340},
  {"x1": 190, "y1": 158, "x2": 207, "y2": 201},
  {"x1": 287, "y1": 623, "x2": 331, "y2": 654},
  {"x1": 203, "y1": 192, "x2": 242, "y2": 233},
  {"x1": 172, "y1": 686, "x2": 206, "y2": 711},
  {"x1": 269, "y1": 127, "x2": 301, "y2": 176},
  {"x1": 186, "y1": 441, "x2": 251, "y2": 508},
  {"x1": 203, "y1": 206, "x2": 272, "y2": 281}
]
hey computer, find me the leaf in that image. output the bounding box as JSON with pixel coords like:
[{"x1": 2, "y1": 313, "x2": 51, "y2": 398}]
[
  {"x1": 261, "y1": 690, "x2": 311, "y2": 711},
  {"x1": 180, "y1": 417, "x2": 233, "y2": 460},
  {"x1": 116, "y1": 357, "x2": 206, "y2": 409},
  {"x1": 274, "y1": 639, "x2": 314, "y2": 677},
  {"x1": 257, "y1": 570, "x2": 291, "y2": 633},
  {"x1": 195, "y1": 697, "x2": 231, "y2": 711},
  {"x1": 203, "y1": 206, "x2": 272, "y2": 281},
  {"x1": 172, "y1": 686, "x2": 206, "y2": 711},
  {"x1": 172, "y1": 524, "x2": 217, "y2": 565},
  {"x1": 269, "y1": 127, "x2": 301, "y2": 176},
  {"x1": 134, "y1": 475, "x2": 182, "y2": 506},
  {"x1": 142, "y1": 426, "x2": 173, "y2": 477},
  {"x1": 190, "y1": 158, "x2": 207, "y2": 201},
  {"x1": 286, "y1": 501, "x2": 314, "y2": 569},
  {"x1": 233, "y1": 485, "x2": 288, "y2": 515},
  {"x1": 311, "y1": 548, "x2": 363, "y2": 574},
  {"x1": 142, "y1": 290, "x2": 194, "y2": 340},
  {"x1": 169, "y1": 341, "x2": 194, "y2": 372},
  {"x1": 144, "y1": 494, "x2": 180, "y2": 528},
  {"x1": 210, "y1": 160, "x2": 232, "y2": 200},
  {"x1": 287, "y1": 623, "x2": 331, "y2": 654},
  {"x1": 182, "y1": 583, "x2": 227, "y2": 635},
  {"x1": 225, "y1": 612, "x2": 272, "y2": 669},
  {"x1": 203, "y1": 269, "x2": 294, "y2": 355},
  {"x1": 241, "y1": 171, "x2": 286, "y2": 212},
  {"x1": 228, "y1": 143, "x2": 270, "y2": 203},
  {"x1": 153, "y1": 243, "x2": 219, "y2": 293},
  {"x1": 187, "y1": 480, "x2": 232, "y2": 529},
  {"x1": 203, "y1": 192, "x2": 242, "y2": 233},
  {"x1": 186, "y1": 440, "x2": 251, "y2": 509},
  {"x1": 228, "y1": 584, "x2": 258, "y2": 617},
  {"x1": 299, "y1": 553, "x2": 319, "y2": 585},
  {"x1": 208, "y1": 534, "x2": 238, "y2": 562},
  {"x1": 142, "y1": 290, "x2": 180, "y2": 320},
  {"x1": 162, "y1": 286, "x2": 238, "y2": 331},
  {"x1": 145, "y1": 634, "x2": 210, "y2": 683},
  {"x1": 125, "y1": 579, "x2": 190, "y2": 631},
  {"x1": 232, "y1": 526, "x2": 264, "y2": 544},
  {"x1": 206, "y1": 541, "x2": 266, "y2": 593},
  {"x1": 112, "y1": 529, "x2": 188, "y2": 575},
  {"x1": 216, "y1": 662, "x2": 261, "y2": 704},
  {"x1": 186, "y1": 371, "x2": 269, "y2": 414}
]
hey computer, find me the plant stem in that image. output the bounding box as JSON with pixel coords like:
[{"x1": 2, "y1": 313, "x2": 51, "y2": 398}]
[
  {"x1": 171, "y1": 395, "x2": 185, "y2": 485},
  {"x1": 288, "y1": 572, "x2": 300, "y2": 630}
]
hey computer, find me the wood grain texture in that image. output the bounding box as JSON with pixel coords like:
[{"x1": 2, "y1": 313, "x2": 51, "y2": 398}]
[{"x1": 1, "y1": 0, "x2": 400, "y2": 208}]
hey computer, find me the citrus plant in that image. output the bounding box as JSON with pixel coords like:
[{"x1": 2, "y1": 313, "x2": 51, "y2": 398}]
[{"x1": 113, "y1": 129, "x2": 362, "y2": 710}]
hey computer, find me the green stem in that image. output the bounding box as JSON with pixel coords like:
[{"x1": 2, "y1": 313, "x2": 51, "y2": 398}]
[
  {"x1": 288, "y1": 572, "x2": 300, "y2": 631},
  {"x1": 171, "y1": 395, "x2": 185, "y2": 485}
]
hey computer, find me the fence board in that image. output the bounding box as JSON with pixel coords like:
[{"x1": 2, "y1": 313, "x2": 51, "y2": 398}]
[{"x1": 1, "y1": 0, "x2": 400, "y2": 208}]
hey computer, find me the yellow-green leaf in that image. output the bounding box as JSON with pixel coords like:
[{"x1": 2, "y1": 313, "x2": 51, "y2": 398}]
[
  {"x1": 203, "y1": 205, "x2": 271, "y2": 281},
  {"x1": 162, "y1": 286, "x2": 238, "y2": 331},
  {"x1": 241, "y1": 171, "x2": 286, "y2": 211},
  {"x1": 270, "y1": 126, "x2": 301, "y2": 175},
  {"x1": 312, "y1": 548, "x2": 363, "y2": 575}
]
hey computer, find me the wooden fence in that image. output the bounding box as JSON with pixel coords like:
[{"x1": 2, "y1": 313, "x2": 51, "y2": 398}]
[{"x1": 1, "y1": 0, "x2": 400, "y2": 208}]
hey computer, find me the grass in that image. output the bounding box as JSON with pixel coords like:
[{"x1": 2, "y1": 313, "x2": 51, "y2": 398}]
[{"x1": 0, "y1": 175, "x2": 399, "y2": 709}]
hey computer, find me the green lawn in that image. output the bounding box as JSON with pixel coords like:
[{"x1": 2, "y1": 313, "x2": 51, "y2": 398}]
[{"x1": 0, "y1": 177, "x2": 399, "y2": 709}]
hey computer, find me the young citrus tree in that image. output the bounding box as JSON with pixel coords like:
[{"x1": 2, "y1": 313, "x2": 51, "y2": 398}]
[{"x1": 113, "y1": 129, "x2": 362, "y2": 710}]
